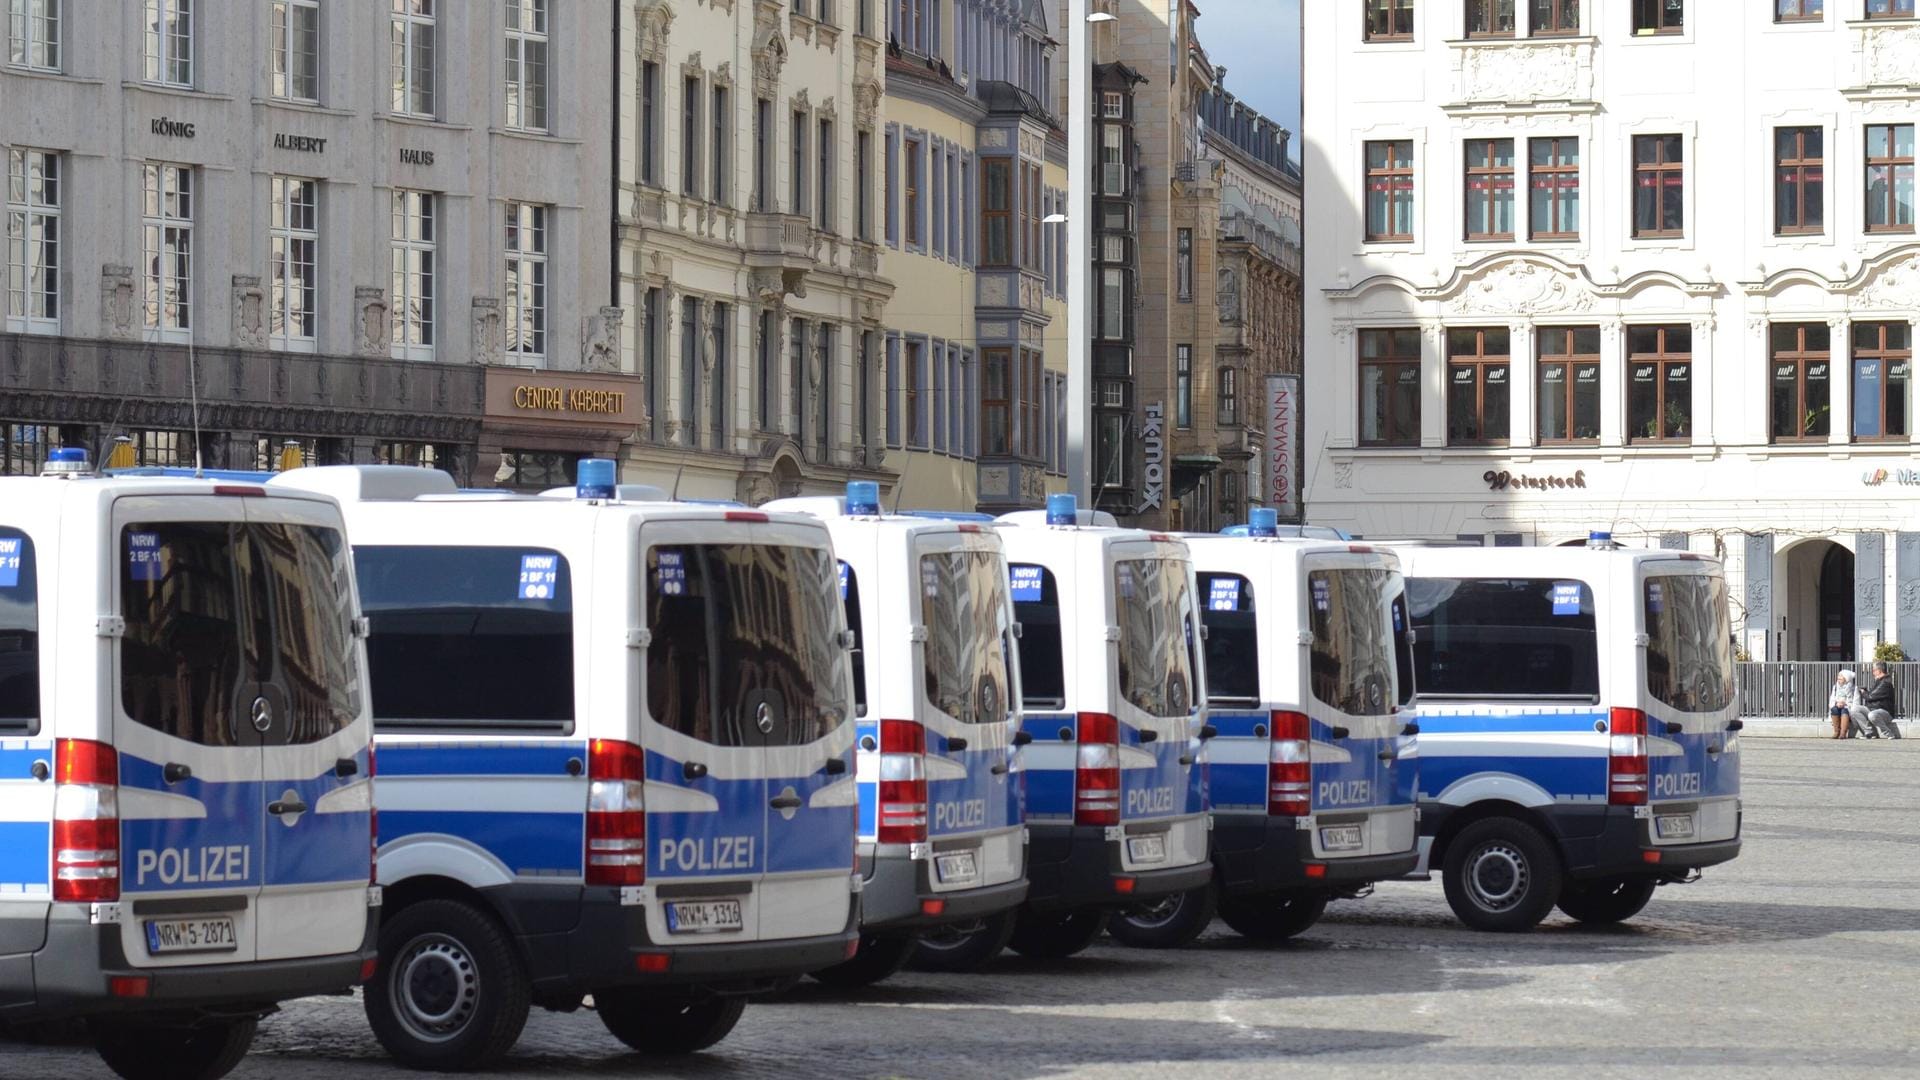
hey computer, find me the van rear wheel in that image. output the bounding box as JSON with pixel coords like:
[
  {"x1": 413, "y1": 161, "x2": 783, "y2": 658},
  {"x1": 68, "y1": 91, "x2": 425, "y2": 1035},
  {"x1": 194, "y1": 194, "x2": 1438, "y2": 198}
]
[
  {"x1": 92, "y1": 1016, "x2": 257, "y2": 1080},
  {"x1": 1007, "y1": 907, "x2": 1108, "y2": 959},
  {"x1": 911, "y1": 910, "x2": 1018, "y2": 972},
  {"x1": 364, "y1": 898, "x2": 531, "y2": 1071},
  {"x1": 1107, "y1": 883, "x2": 1217, "y2": 949},
  {"x1": 808, "y1": 932, "x2": 917, "y2": 988},
  {"x1": 1441, "y1": 818, "x2": 1564, "y2": 932},
  {"x1": 1556, "y1": 876, "x2": 1658, "y2": 924},
  {"x1": 595, "y1": 991, "x2": 746, "y2": 1056},
  {"x1": 1217, "y1": 891, "x2": 1329, "y2": 941}
]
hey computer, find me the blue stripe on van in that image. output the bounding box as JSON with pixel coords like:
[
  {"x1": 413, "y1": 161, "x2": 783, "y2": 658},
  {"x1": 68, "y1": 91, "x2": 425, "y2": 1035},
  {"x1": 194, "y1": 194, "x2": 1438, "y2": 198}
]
[
  {"x1": 378, "y1": 742, "x2": 587, "y2": 778},
  {"x1": 0, "y1": 744, "x2": 51, "y2": 778},
  {"x1": 1415, "y1": 711, "x2": 1608, "y2": 734},
  {"x1": 380, "y1": 810, "x2": 585, "y2": 876},
  {"x1": 1417, "y1": 755, "x2": 1607, "y2": 801},
  {"x1": 0, "y1": 820, "x2": 49, "y2": 888}
]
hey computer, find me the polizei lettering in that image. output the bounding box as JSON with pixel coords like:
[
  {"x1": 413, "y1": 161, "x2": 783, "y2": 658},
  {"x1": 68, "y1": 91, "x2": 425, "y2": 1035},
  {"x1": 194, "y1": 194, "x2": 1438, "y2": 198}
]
[
  {"x1": 1653, "y1": 771, "x2": 1703, "y2": 798},
  {"x1": 934, "y1": 798, "x2": 988, "y2": 831},
  {"x1": 659, "y1": 836, "x2": 756, "y2": 872},
  {"x1": 1317, "y1": 779, "x2": 1373, "y2": 807},
  {"x1": 135, "y1": 845, "x2": 250, "y2": 886},
  {"x1": 1125, "y1": 786, "x2": 1176, "y2": 815}
]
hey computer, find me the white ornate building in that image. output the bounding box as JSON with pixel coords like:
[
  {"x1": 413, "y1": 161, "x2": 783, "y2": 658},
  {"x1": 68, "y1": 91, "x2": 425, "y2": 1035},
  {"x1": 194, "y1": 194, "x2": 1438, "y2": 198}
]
[{"x1": 1305, "y1": 2, "x2": 1920, "y2": 662}]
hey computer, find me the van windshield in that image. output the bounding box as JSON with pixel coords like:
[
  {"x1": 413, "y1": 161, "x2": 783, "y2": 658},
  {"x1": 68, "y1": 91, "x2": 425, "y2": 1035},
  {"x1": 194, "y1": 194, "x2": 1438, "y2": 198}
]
[
  {"x1": 1308, "y1": 568, "x2": 1400, "y2": 717},
  {"x1": 1009, "y1": 563, "x2": 1064, "y2": 709},
  {"x1": 920, "y1": 550, "x2": 1013, "y2": 725},
  {"x1": 0, "y1": 528, "x2": 38, "y2": 733},
  {"x1": 646, "y1": 543, "x2": 850, "y2": 746},
  {"x1": 1407, "y1": 576, "x2": 1600, "y2": 700},
  {"x1": 1115, "y1": 559, "x2": 1198, "y2": 718},
  {"x1": 1645, "y1": 574, "x2": 1735, "y2": 713}
]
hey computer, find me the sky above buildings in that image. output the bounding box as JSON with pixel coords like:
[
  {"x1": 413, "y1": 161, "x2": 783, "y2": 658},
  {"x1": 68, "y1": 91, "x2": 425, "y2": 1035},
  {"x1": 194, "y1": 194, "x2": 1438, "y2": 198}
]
[{"x1": 1195, "y1": 0, "x2": 1302, "y2": 160}]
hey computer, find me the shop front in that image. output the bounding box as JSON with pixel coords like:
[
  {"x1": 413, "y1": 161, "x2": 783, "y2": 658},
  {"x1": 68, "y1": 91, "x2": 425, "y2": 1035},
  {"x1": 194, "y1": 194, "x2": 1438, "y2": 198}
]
[{"x1": 478, "y1": 367, "x2": 647, "y2": 491}]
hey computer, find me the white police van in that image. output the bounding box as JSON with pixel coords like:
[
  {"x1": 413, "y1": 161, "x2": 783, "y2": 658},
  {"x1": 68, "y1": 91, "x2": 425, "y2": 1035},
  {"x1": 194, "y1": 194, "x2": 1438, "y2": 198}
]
[
  {"x1": 1393, "y1": 535, "x2": 1742, "y2": 931},
  {"x1": 764, "y1": 483, "x2": 1028, "y2": 980},
  {"x1": 0, "y1": 449, "x2": 378, "y2": 1080},
  {"x1": 1125, "y1": 510, "x2": 1417, "y2": 943},
  {"x1": 272, "y1": 462, "x2": 860, "y2": 1068},
  {"x1": 944, "y1": 495, "x2": 1213, "y2": 958}
]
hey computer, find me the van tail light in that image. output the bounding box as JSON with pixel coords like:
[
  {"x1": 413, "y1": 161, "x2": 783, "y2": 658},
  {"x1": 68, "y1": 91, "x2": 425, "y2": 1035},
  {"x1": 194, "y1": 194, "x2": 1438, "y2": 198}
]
[
  {"x1": 1608, "y1": 707, "x2": 1649, "y2": 806},
  {"x1": 585, "y1": 739, "x2": 647, "y2": 886},
  {"x1": 53, "y1": 739, "x2": 120, "y2": 903},
  {"x1": 1074, "y1": 712, "x2": 1121, "y2": 827},
  {"x1": 1268, "y1": 710, "x2": 1312, "y2": 818},
  {"x1": 367, "y1": 745, "x2": 379, "y2": 885},
  {"x1": 877, "y1": 719, "x2": 928, "y2": 844}
]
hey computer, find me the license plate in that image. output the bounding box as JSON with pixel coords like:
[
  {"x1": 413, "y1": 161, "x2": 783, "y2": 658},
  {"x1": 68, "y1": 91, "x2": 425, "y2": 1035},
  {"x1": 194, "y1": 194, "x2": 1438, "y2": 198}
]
[
  {"x1": 144, "y1": 917, "x2": 238, "y2": 955},
  {"x1": 934, "y1": 851, "x2": 979, "y2": 885},
  {"x1": 1320, "y1": 825, "x2": 1366, "y2": 852},
  {"x1": 664, "y1": 899, "x2": 744, "y2": 934},
  {"x1": 1127, "y1": 835, "x2": 1167, "y2": 864},
  {"x1": 1655, "y1": 814, "x2": 1696, "y2": 840}
]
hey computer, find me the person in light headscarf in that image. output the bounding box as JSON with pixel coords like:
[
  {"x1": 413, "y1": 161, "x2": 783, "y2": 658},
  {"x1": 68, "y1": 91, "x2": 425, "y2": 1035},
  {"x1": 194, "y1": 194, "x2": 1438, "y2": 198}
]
[{"x1": 1830, "y1": 669, "x2": 1858, "y2": 740}]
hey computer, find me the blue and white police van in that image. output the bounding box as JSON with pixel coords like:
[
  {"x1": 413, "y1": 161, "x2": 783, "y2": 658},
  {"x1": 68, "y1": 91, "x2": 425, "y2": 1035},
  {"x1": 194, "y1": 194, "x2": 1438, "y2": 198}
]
[
  {"x1": 1120, "y1": 510, "x2": 1417, "y2": 942},
  {"x1": 1392, "y1": 535, "x2": 1742, "y2": 931},
  {"x1": 0, "y1": 449, "x2": 378, "y2": 1080},
  {"x1": 940, "y1": 495, "x2": 1213, "y2": 958},
  {"x1": 271, "y1": 463, "x2": 861, "y2": 1068},
  {"x1": 764, "y1": 483, "x2": 1028, "y2": 979}
]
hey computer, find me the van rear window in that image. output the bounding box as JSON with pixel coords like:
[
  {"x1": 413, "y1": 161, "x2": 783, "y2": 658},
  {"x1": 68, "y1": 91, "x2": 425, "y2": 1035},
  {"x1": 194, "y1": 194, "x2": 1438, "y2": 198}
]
[
  {"x1": 1197, "y1": 572, "x2": 1258, "y2": 704},
  {"x1": 1307, "y1": 569, "x2": 1399, "y2": 717},
  {"x1": 646, "y1": 543, "x2": 850, "y2": 746},
  {"x1": 1115, "y1": 559, "x2": 1199, "y2": 718},
  {"x1": 1407, "y1": 576, "x2": 1599, "y2": 700},
  {"x1": 920, "y1": 550, "x2": 1013, "y2": 725},
  {"x1": 355, "y1": 546, "x2": 574, "y2": 731},
  {"x1": 0, "y1": 528, "x2": 38, "y2": 734},
  {"x1": 1009, "y1": 564, "x2": 1064, "y2": 709},
  {"x1": 1645, "y1": 575, "x2": 1734, "y2": 713}
]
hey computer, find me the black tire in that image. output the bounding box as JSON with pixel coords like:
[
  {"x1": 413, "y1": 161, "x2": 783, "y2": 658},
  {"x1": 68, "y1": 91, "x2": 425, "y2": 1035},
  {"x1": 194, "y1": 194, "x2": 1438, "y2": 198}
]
[
  {"x1": 1006, "y1": 906, "x2": 1109, "y2": 959},
  {"x1": 364, "y1": 898, "x2": 531, "y2": 1071},
  {"x1": 595, "y1": 992, "x2": 747, "y2": 1056},
  {"x1": 1107, "y1": 883, "x2": 1218, "y2": 949},
  {"x1": 1441, "y1": 817, "x2": 1565, "y2": 932},
  {"x1": 92, "y1": 1016, "x2": 257, "y2": 1080},
  {"x1": 808, "y1": 932, "x2": 917, "y2": 988},
  {"x1": 1217, "y1": 891, "x2": 1330, "y2": 941},
  {"x1": 910, "y1": 910, "x2": 1018, "y2": 973},
  {"x1": 1556, "y1": 876, "x2": 1658, "y2": 924}
]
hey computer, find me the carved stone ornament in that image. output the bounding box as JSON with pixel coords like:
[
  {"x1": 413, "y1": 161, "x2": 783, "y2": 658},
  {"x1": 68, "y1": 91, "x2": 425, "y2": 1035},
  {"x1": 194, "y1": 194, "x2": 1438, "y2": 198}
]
[
  {"x1": 354, "y1": 286, "x2": 391, "y2": 358},
  {"x1": 1861, "y1": 21, "x2": 1920, "y2": 88},
  {"x1": 750, "y1": 267, "x2": 788, "y2": 306},
  {"x1": 1899, "y1": 579, "x2": 1920, "y2": 619},
  {"x1": 854, "y1": 79, "x2": 881, "y2": 128},
  {"x1": 584, "y1": 307, "x2": 624, "y2": 373},
  {"x1": 714, "y1": 61, "x2": 733, "y2": 88},
  {"x1": 1333, "y1": 462, "x2": 1354, "y2": 490},
  {"x1": 681, "y1": 51, "x2": 703, "y2": 78},
  {"x1": 754, "y1": 29, "x2": 788, "y2": 97},
  {"x1": 701, "y1": 302, "x2": 720, "y2": 376},
  {"x1": 471, "y1": 297, "x2": 503, "y2": 366},
  {"x1": 636, "y1": 0, "x2": 674, "y2": 62},
  {"x1": 792, "y1": 88, "x2": 811, "y2": 114},
  {"x1": 1447, "y1": 259, "x2": 1592, "y2": 316},
  {"x1": 231, "y1": 276, "x2": 267, "y2": 350},
  {"x1": 1458, "y1": 41, "x2": 1586, "y2": 104},
  {"x1": 100, "y1": 264, "x2": 137, "y2": 341},
  {"x1": 1850, "y1": 252, "x2": 1920, "y2": 310}
]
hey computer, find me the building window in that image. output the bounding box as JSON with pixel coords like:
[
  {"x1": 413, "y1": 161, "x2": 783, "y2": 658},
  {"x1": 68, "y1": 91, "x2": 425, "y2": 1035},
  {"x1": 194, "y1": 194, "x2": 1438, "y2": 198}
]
[
  {"x1": 885, "y1": 336, "x2": 901, "y2": 447},
  {"x1": 1865, "y1": 0, "x2": 1912, "y2": 17},
  {"x1": 856, "y1": 129, "x2": 872, "y2": 239},
  {"x1": 1528, "y1": 136, "x2": 1579, "y2": 240},
  {"x1": 389, "y1": 189, "x2": 435, "y2": 360},
  {"x1": 1020, "y1": 351, "x2": 1041, "y2": 459},
  {"x1": 2, "y1": 422, "x2": 53, "y2": 474},
  {"x1": 1446, "y1": 327, "x2": 1510, "y2": 446},
  {"x1": 270, "y1": 0, "x2": 319, "y2": 103},
  {"x1": 1218, "y1": 366, "x2": 1239, "y2": 426},
  {"x1": 904, "y1": 137, "x2": 922, "y2": 246},
  {"x1": 1359, "y1": 328, "x2": 1421, "y2": 447},
  {"x1": 504, "y1": 0, "x2": 548, "y2": 131},
  {"x1": 814, "y1": 322, "x2": 832, "y2": 458},
  {"x1": 884, "y1": 126, "x2": 899, "y2": 245},
  {"x1": 982, "y1": 158, "x2": 1010, "y2": 266},
  {"x1": 1775, "y1": 127, "x2": 1824, "y2": 235},
  {"x1": 753, "y1": 98, "x2": 772, "y2": 210},
  {"x1": 4, "y1": 149, "x2": 59, "y2": 333},
  {"x1": 1102, "y1": 91, "x2": 1124, "y2": 118},
  {"x1": 1466, "y1": 0, "x2": 1514, "y2": 37},
  {"x1": 642, "y1": 288, "x2": 661, "y2": 441},
  {"x1": 711, "y1": 85, "x2": 730, "y2": 205},
  {"x1": 1531, "y1": 0, "x2": 1579, "y2": 34},
  {"x1": 818, "y1": 117, "x2": 835, "y2": 232},
  {"x1": 1101, "y1": 124, "x2": 1126, "y2": 195},
  {"x1": 1865, "y1": 123, "x2": 1915, "y2": 234},
  {"x1": 390, "y1": 0, "x2": 435, "y2": 117},
  {"x1": 1627, "y1": 324, "x2": 1690, "y2": 443},
  {"x1": 1769, "y1": 323, "x2": 1832, "y2": 443},
  {"x1": 906, "y1": 339, "x2": 927, "y2": 448},
  {"x1": 1364, "y1": 0, "x2": 1415, "y2": 40},
  {"x1": 504, "y1": 202, "x2": 547, "y2": 362},
  {"x1": 1364, "y1": 140, "x2": 1414, "y2": 242},
  {"x1": 141, "y1": 163, "x2": 192, "y2": 338},
  {"x1": 1099, "y1": 267, "x2": 1126, "y2": 340},
  {"x1": 640, "y1": 62, "x2": 661, "y2": 186},
  {"x1": 7, "y1": 0, "x2": 60, "y2": 71},
  {"x1": 792, "y1": 110, "x2": 809, "y2": 217},
  {"x1": 714, "y1": 304, "x2": 731, "y2": 448},
  {"x1": 1021, "y1": 163, "x2": 1041, "y2": 273},
  {"x1": 983, "y1": 348, "x2": 1009, "y2": 455},
  {"x1": 1775, "y1": 0, "x2": 1823, "y2": 21},
  {"x1": 1176, "y1": 228, "x2": 1193, "y2": 301},
  {"x1": 682, "y1": 300, "x2": 702, "y2": 448},
  {"x1": 1631, "y1": 134, "x2": 1684, "y2": 238},
  {"x1": 931, "y1": 340, "x2": 948, "y2": 453},
  {"x1": 948, "y1": 347, "x2": 964, "y2": 459},
  {"x1": 377, "y1": 440, "x2": 443, "y2": 470},
  {"x1": 1537, "y1": 326, "x2": 1599, "y2": 443},
  {"x1": 268, "y1": 176, "x2": 317, "y2": 350},
  {"x1": 858, "y1": 330, "x2": 875, "y2": 452},
  {"x1": 128, "y1": 429, "x2": 196, "y2": 468},
  {"x1": 1176, "y1": 345, "x2": 1193, "y2": 429},
  {"x1": 683, "y1": 79, "x2": 703, "y2": 198},
  {"x1": 1853, "y1": 322, "x2": 1911, "y2": 441},
  {"x1": 1632, "y1": 0, "x2": 1682, "y2": 34},
  {"x1": 755, "y1": 310, "x2": 774, "y2": 431},
  {"x1": 143, "y1": 0, "x2": 191, "y2": 86},
  {"x1": 791, "y1": 317, "x2": 808, "y2": 445},
  {"x1": 1463, "y1": 138, "x2": 1515, "y2": 242}
]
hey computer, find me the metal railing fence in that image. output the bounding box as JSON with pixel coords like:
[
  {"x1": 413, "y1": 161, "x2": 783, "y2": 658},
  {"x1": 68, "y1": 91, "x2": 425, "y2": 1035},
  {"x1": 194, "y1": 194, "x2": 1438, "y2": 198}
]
[{"x1": 1736, "y1": 661, "x2": 1920, "y2": 718}]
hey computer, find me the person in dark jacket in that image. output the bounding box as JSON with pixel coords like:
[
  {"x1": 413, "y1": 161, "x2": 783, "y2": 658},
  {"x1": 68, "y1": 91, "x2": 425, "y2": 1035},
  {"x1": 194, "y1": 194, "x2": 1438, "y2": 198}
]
[{"x1": 1861, "y1": 662, "x2": 1903, "y2": 740}]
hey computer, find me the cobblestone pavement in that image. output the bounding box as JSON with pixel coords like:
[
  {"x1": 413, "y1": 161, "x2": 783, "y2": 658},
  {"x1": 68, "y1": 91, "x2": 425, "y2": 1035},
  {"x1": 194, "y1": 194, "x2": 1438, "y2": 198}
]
[{"x1": 9, "y1": 739, "x2": 1918, "y2": 1078}]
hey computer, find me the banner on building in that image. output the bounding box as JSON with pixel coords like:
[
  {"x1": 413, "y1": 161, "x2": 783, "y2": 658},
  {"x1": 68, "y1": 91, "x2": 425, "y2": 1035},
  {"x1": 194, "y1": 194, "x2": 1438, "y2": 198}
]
[{"x1": 1264, "y1": 375, "x2": 1299, "y2": 519}]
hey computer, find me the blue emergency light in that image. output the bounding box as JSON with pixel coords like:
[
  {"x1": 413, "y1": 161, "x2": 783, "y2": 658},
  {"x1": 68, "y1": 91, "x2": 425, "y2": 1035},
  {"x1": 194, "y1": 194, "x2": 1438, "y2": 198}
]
[
  {"x1": 1046, "y1": 492, "x2": 1078, "y2": 526},
  {"x1": 1587, "y1": 530, "x2": 1613, "y2": 549},
  {"x1": 846, "y1": 480, "x2": 882, "y2": 516},
  {"x1": 576, "y1": 458, "x2": 616, "y2": 500},
  {"x1": 1249, "y1": 507, "x2": 1279, "y2": 538},
  {"x1": 42, "y1": 446, "x2": 91, "y2": 477}
]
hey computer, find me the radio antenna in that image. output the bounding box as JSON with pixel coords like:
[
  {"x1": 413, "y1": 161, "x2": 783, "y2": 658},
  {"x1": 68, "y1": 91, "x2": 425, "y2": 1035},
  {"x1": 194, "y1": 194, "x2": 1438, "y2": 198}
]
[{"x1": 187, "y1": 336, "x2": 205, "y2": 477}]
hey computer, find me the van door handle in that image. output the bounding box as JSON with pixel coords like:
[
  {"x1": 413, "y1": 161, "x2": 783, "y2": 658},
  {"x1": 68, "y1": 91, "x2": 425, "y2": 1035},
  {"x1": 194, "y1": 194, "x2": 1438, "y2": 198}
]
[
  {"x1": 1012, "y1": 731, "x2": 1034, "y2": 746},
  {"x1": 1197, "y1": 724, "x2": 1218, "y2": 740},
  {"x1": 947, "y1": 736, "x2": 969, "y2": 751},
  {"x1": 334, "y1": 758, "x2": 358, "y2": 778},
  {"x1": 1400, "y1": 722, "x2": 1420, "y2": 737},
  {"x1": 1330, "y1": 726, "x2": 1350, "y2": 739},
  {"x1": 769, "y1": 793, "x2": 803, "y2": 811},
  {"x1": 824, "y1": 757, "x2": 848, "y2": 775},
  {"x1": 1178, "y1": 754, "x2": 1195, "y2": 765},
  {"x1": 1663, "y1": 721, "x2": 1683, "y2": 735},
  {"x1": 1378, "y1": 750, "x2": 1396, "y2": 762},
  {"x1": 990, "y1": 762, "x2": 1009, "y2": 775},
  {"x1": 267, "y1": 797, "x2": 308, "y2": 816},
  {"x1": 1725, "y1": 719, "x2": 1744, "y2": 732},
  {"x1": 1138, "y1": 730, "x2": 1158, "y2": 744},
  {"x1": 683, "y1": 761, "x2": 709, "y2": 781},
  {"x1": 163, "y1": 762, "x2": 192, "y2": 784}
]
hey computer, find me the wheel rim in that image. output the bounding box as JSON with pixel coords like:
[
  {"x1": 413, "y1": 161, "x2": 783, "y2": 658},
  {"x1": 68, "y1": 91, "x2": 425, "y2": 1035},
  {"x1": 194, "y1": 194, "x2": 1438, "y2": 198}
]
[
  {"x1": 918, "y1": 919, "x2": 986, "y2": 951},
  {"x1": 1124, "y1": 895, "x2": 1184, "y2": 929},
  {"x1": 390, "y1": 933, "x2": 481, "y2": 1044},
  {"x1": 1465, "y1": 842, "x2": 1530, "y2": 912}
]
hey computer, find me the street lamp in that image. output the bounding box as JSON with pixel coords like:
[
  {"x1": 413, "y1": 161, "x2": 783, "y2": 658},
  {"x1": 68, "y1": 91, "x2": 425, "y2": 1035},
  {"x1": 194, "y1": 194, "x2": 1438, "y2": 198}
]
[{"x1": 1066, "y1": 3, "x2": 1110, "y2": 502}]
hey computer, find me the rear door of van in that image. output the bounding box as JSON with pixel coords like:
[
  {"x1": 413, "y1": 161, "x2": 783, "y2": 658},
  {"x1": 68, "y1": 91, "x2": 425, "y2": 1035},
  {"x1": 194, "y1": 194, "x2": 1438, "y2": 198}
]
[{"x1": 1639, "y1": 562, "x2": 1741, "y2": 847}]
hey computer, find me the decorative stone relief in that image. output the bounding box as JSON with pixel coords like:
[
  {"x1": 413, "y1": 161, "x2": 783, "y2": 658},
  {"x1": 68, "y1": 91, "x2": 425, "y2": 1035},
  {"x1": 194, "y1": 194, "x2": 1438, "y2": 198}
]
[
  {"x1": 471, "y1": 298, "x2": 503, "y2": 365},
  {"x1": 792, "y1": 88, "x2": 810, "y2": 113},
  {"x1": 231, "y1": 276, "x2": 266, "y2": 350},
  {"x1": 713, "y1": 62, "x2": 733, "y2": 89},
  {"x1": 100, "y1": 265, "x2": 137, "y2": 340},
  {"x1": 1858, "y1": 532, "x2": 1886, "y2": 627},
  {"x1": 1457, "y1": 41, "x2": 1588, "y2": 104},
  {"x1": 584, "y1": 307, "x2": 623, "y2": 373},
  {"x1": 978, "y1": 128, "x2": 1011, "y2": 150},
  {"x1": 853, "y1": 80, "x2": 881, "y2": 128},
  {"x1": 701, "y1": 301, "x2": 720, "y2": 377},
  {"x1": 1446, "y1": 259, "x2": 1592, "y2": 316},
  {"x1": 636, "y1": 0, "x2": 674, "y2": 62},
  {"x1": 1333, "y1": 462, "x2": 1353, "y2": 490},
  {"x1": 354, "y1": 286, "x2": 390, "y2": 358},
  {"x1": 978, "y1": 277, "x2": 1011, "y2": 307},
  {"x1": 789, "y1": 8, "x2": 815, "y2": 46},
  {"x1": 1850, "y1": 252, "x2": 1920, "y2": 310},
  {"x1": 1860, "y1": 21, "x2": 1920, "y2": 88},
  {"x1": 681, "y1": 51, "x2": 703, "y2": 77}
]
